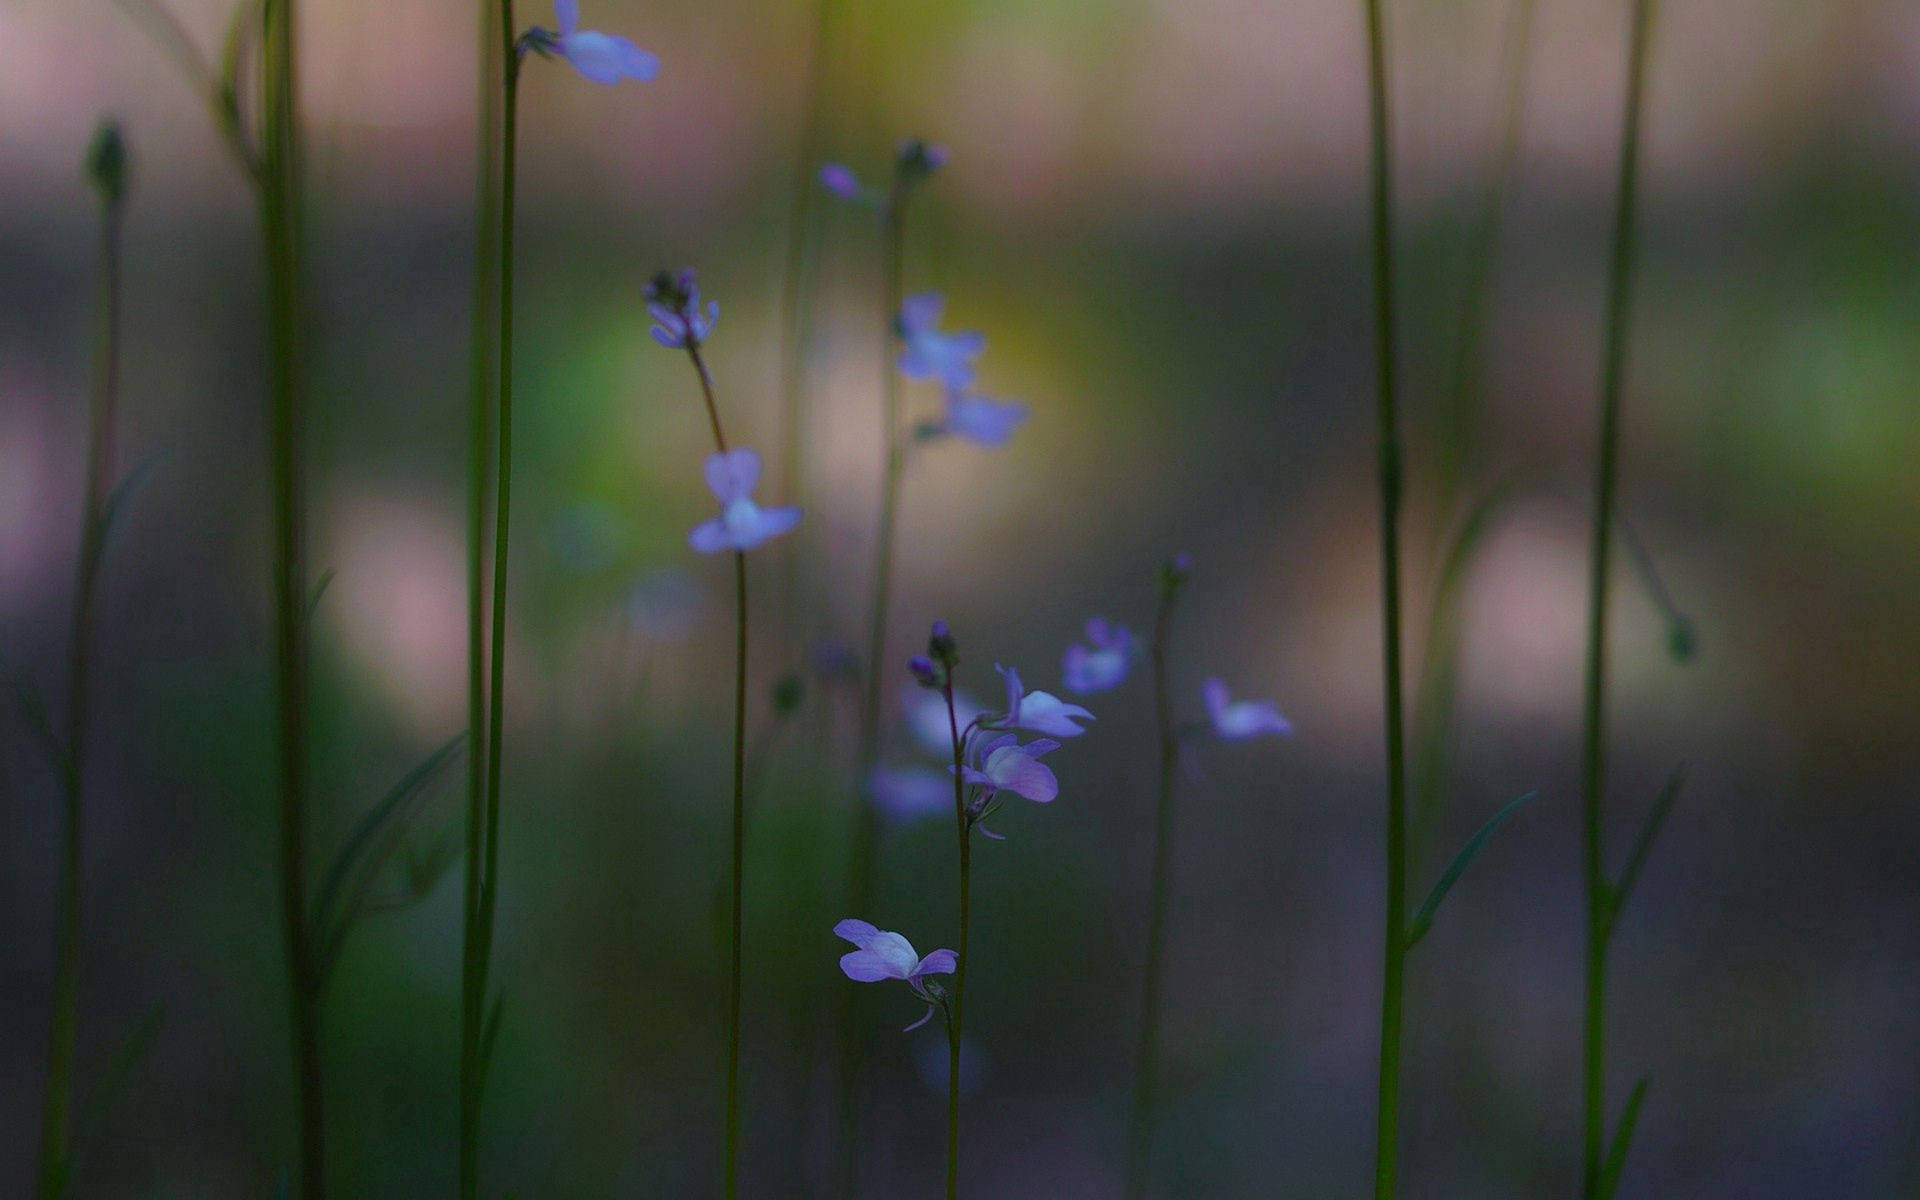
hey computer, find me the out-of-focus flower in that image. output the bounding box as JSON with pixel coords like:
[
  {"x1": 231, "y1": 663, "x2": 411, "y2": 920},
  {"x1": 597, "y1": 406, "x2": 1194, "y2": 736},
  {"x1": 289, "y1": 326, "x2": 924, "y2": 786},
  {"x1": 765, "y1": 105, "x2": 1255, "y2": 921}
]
[
  {"x1": 688, "y1": 449, "x2": 801, "y2": 554},
  {"x1": 908, "y1": 654, "x2": 940, "y2": 689},
  {"x1": 646, "y1": 269, "x2": 719, "y2": 349},
  {"x1": 896, "y1": 294, "x2": 984, "y2": 391},
  {"x1": 960, "y1": 732, "x2": 1061, "y2": 805},
  {"x1": 525, "y1": 0, "x2": 660, "y2": 85},
  {"x1": 1202, "y1": 678, "x2": 1293, "y2": 741},
  {"x1": 934, "y1": 391, "x2": 1029, "y2": 448},
  {"x1": 834, "y1": 919, "x2": 957, "y2": 1032},
  {"x1": 895, "y1": 138, "x2": 949, "y2": 181},
  {"x1": 991, "y1": 664, "x2": 1094, "y2": 737},
  {"x1": 867, "y1": 765, "x2": 951, "y2": 823},
  {"x1": 819, "y1": 163, "x2": 864, "y2": 200},
  {"x1": 1062, "y1": 617, "x2": 1136, "y2": 694},
  {"x1": 906, "y1": 685, "x2": 985, "y2": 756}
]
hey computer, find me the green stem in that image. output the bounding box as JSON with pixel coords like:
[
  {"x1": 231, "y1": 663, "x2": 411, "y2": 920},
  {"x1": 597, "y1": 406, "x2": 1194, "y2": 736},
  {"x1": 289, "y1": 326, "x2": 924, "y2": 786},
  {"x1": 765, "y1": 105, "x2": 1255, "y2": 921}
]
[
  {"x1": 943, "y1": 678, "x2": 969, "y2": 1200},
  {"x1": 459, "y1": 0, "x2": 503, "y2": 1193},
  {"x1": 838, "y1": 178, "x2": 909, "y2": 1194},
  {"x1": 681, "y1": 339, "x2": 746, "y2": 1199},
  {"x1": 36, "y1": 135, "x2": 127, "y2": 1200},
  {"x1": 1582, "y1": 1, "x2": 1654, "y2": 1194},
  {"x1": 1361, "y1": 0, "x2": 1408, "y2": 1195},
  {"x1": 775, "y1": 0, "x2": 837, "y2": 646},
  {"x1": 260, "y1": 0, "x2": 323, "y2": 1191},
  {"x1": 1125, "y1": 581, "x2": 1184, "y2": 1200}
]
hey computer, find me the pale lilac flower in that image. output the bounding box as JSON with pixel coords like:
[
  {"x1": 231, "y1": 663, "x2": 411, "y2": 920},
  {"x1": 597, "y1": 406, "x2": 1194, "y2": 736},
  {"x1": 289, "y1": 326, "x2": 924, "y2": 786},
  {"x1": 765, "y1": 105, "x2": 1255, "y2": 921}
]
[
  {"x1": 896, "y1": 293, "x2": 985, "y2": 390},
  {"x1": 867, "y1": 765, "x2": 950, "y2": 823},
  {"x1": 961, "y1": 732, "x2": 1061, "y2": 805},
  {"x1": 905, "y1": 685, "x2": 985, "y2": 756},
  {"x1": 938, "y1": 391, "x2": 1029, "y2": 447},
  {"x1": 819, "y1": 163, "x2": 863, "y2": 200},
  {"x1": 1202, "y1": 678, "x2": 1293, "y2": 741},
  {"x1": 991, "y1": 664, "x2": 1094, "y2": 737},
  {"x1": 835, "y1": 919, "x2": 957, "y2": 1032},
  {"x1": 535, "y1": 0, "x2": 660, "y2": 85},
  {"x1": 646, "y1": 269, "x2": 719, "y2": 349},
  {"x1": 688, "y1": 449, "x2": 802, "y2": 554},
  {"x1": 1062, "y1": 618, "x2": 1136, "y2": 694}
]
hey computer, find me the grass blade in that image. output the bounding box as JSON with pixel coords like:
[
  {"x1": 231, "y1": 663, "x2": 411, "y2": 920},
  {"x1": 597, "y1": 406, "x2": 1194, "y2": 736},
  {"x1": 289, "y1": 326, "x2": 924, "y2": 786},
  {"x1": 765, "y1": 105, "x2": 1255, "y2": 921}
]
[
  {"x1": 1406, "y1": 790, "x2": 1538, "y2": 949},
  {"x1": 1595, "y1": 1076, "x2": 1651, "y2": 1200},
  {"x1": 1610, "y1": 763, "x2": 1685, "y2": 926}
]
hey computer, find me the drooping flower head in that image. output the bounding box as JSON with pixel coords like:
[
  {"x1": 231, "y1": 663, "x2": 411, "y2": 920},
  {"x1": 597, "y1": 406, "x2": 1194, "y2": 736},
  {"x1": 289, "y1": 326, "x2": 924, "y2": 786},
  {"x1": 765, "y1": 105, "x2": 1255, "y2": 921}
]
[
  {"x1": 523, "y1": 0, "x2": 660, "y2": 85},
  {"x1": 688, "y1": 448, "x2": 802, "y2": 554},
  {"x1": 1202, "y1": 678, "x2": 1293, "y2": 741},
  {"x1": 1062, "y1": 617, "x2": 1137, "y2": 694},
  {"x1": 835, "y1": 919, "x2": 957, "y2": 1032},
  {"x1": 896, "y1": 293, "x2": 985, "y2": 390},
  {"x1": 990, "y1": 664, "x2": 1094, "y2": 737},
  {"x1": 646, "y1": 268, "x2": 719, "y2": 350},
  {"x1": 931, "y1": 390, "x2": 1029, "y2": 448}
]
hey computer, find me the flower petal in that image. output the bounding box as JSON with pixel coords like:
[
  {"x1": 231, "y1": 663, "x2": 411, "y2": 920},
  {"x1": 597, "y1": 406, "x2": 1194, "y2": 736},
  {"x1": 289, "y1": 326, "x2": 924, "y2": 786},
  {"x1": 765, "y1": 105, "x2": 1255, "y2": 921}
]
[
  {"x1": 914, "y1": 948, "x2": 958, "y2": 977},
  {"x1": 559, "y1": 31, "x2": 659, "y2": 84},
  {"x1": 1202, "y1": 678, "x2": 1231, "y2": 724},
  {"x1": 984, "y1": 745, "x2": 1059, "y2": 803},
  {"x1": 898, "y1": 292, "x2": 945, "y2": 335},
  {"x1": 944, "y1": 393, "x2": 1029, "y2": 447},
  {"x1": 840, "y1": 949, "x2": 899, "y2": 982},
  {"x1": 554, "y1": 0, "x2": 579, "y2": 35},
  {"x1": 705, "y1": 448, "x2": 761, "y2": 504},
  {"x1": 819, "y1": 163, "x2": 861, "y2": 199},
  {"x1": 902, "y1": 1004, "x2": 938, "y2": 1033},
  {"x1": 736, "y1": 504, "x2": 802, "y2": 550},
  {"x1": 688, "y1": 516, "x2": 732, "y2": 555},
  {"x1": 833, "y1": 918, "x2": 880, "y2": 949}
]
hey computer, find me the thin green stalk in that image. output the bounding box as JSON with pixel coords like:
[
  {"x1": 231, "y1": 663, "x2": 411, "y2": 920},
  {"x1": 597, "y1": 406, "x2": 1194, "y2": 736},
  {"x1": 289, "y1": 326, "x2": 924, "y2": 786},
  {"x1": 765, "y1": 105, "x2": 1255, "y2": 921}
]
[
  {"x1": 1125, "y1": 576, "x2": 1185, "y2": 1200},
  {"x1": 259, "y1": 0, "x2": 324, "y2": 1191},
  {"x1": 37, "y1": 123, "x2": 128, "y2": 1200},
  {"x1": 681, "y1": 339, "x2": 747, "y2": 1199},
  {"x1": 1582, "y1": 1, "x2": 1655, "y2": 1195},
  {"x1": 1360, "y1": 0, "x2": 1408, "y2": 1195},
  {"x1": 837, "y1": 178, "x2": 910, "y2": 1192},
  {"x1": 943, "y1": 677, "x2": 969, "y2": 1200},
  {"x1": 459, "y1": 0, "x2": 502, "y2": 1192},
  {"x1": 469, "y1": 14, "x2": 520, "y2": 1196},
  {"x1": 775, "y1": 0, "x2": 837, "y2": 645}
]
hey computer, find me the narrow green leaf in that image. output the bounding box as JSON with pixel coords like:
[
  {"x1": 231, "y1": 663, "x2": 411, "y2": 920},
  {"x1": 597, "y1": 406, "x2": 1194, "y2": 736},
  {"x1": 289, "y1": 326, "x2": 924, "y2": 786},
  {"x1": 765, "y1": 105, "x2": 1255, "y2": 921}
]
[
  {"x1": 310, "y1": 733, "x2": 464, "y2": 974},
  {"x1": 1595, "y1": 1076, "x2": 1651, "y2": 1200},
  {"x1": 1611, "y1": 763, "x2": 1685, "y2": 927},
  {"x1": 72, "y1": 1006, "x2": 166, "y2": 1149},
  {"x1": 1406, "y1": 790, "x2": 1538, "y2": 949}
]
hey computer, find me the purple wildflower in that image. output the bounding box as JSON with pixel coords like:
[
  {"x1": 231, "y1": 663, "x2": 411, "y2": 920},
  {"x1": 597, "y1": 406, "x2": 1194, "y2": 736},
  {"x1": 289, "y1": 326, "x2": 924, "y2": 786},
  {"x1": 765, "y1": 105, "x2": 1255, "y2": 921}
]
[
  {"x1": 937, "y1": 390, "x2": 1030, "y2": 447},
  {"x1": 991, "y1": 664, "x2": 1094, "y2": 737},
  {"x1": 688, "y1": 449, "x2": 802, "y2": 554},
  {"x1": 896, "y1": 293, "x2": 985, "y2": 390},
  {"x1": 819, "y1": 163, "x2": 864, "y2": 200},
  {"x1": 531, "y1": 0, "x2": 659, "y2": 85},
  {"x1": 646, "y1": 269, "x2": 719, "y2": 349},
  {"x1": 960, "y1": 732, "x2": 1061, "y2": 805},
  {"x1": 1202, "y1": 678, "x2": 1293, "y2": 741},
  {"x1": 835, "y1": 919, "x2": 957, "y2": 1032},
  {"x1": 1062, "y1": 617, "x2": 1137, "y2": 694}
]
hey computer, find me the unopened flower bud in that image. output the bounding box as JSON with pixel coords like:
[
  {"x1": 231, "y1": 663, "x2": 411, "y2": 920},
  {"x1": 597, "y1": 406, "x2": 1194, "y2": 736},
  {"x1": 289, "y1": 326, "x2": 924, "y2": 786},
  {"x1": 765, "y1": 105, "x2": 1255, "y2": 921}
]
[
  {"x1": 907, "y1": 655, "x2": 940, "y2": 689},
  {"x1": 928, "y1": 620, "x2": 958, "y2": 666},
  {"x1": 87, "y1": 120, "x2": 128, "y2": 211}
]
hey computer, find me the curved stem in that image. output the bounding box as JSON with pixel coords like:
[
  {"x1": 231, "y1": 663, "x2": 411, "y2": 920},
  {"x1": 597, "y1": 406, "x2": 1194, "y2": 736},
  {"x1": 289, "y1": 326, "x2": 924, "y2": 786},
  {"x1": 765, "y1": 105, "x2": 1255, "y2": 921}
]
[
  {"x1": 1360, "y1": 0, "x2": 1408, "y2": 1195},
  {"x1": 838, "y1": 182, "x2": 909, "y2": 1192},
  {"x1": 943, "y1": 678, "x2": 969, "y2": 1200},
  {"x1": 459, "y1": 1, "x2": 502, "y2": 1194},
  {"x1": 1582, "y1": 1, "x2": 1654, "y2": 1194},
  {"x1": 1125, "y1": 582, "x2": 1184, "y2": 1200},
  {"x1": 36, "y1": 150, "x2": 126, "y2": 1200}
]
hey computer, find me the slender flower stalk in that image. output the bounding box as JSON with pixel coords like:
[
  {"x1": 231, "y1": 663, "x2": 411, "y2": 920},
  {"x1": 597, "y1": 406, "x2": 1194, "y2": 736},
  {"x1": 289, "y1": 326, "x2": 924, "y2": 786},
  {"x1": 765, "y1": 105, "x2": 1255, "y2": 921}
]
[
  {"x1": 1124, "y1": 561, "x2": 1189, "y2": 1200},
  {"x1": 257, "y1": 0, "x2": 326, "y2": 1190},
  {"x1": 458, "y1": 2, "x2": 502, "y2": 1194},
  {"x1": 1582, "y1": 1, "x2": 1655, "y2": 1194},
  {"x1": 36, "y1": 122, "x2": 129, "y2": 1200},
  {"x1": 652, "y1": 269, "x2": 769, "y2": 1199},
  {"x1": 941, "y1": 658, "x2": 970, "y2": 1200},
  {"x1": 1359, "y1": 0, "x2": 1409, "y2": 1194}
]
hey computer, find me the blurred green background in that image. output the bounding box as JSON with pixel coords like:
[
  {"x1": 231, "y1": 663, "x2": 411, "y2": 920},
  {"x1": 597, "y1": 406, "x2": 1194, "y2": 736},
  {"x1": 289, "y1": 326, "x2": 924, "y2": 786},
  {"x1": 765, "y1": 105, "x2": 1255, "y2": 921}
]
[{"x1": 3, "y1": 0, "x2": 1918, "y2": 1194}]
